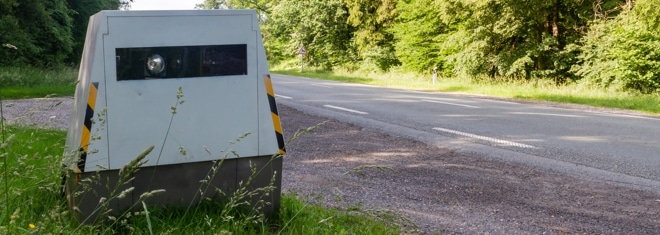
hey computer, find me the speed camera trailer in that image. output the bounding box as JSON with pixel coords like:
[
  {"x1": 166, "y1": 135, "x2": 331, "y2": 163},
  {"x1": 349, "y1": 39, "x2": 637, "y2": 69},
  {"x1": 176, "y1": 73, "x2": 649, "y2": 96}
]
[{"x1": 63, "y1": 10, "x2": 285, "y2": 222}]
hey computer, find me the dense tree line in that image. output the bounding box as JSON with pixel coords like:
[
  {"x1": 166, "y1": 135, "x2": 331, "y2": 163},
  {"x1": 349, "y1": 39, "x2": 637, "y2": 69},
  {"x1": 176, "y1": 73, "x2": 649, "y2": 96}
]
[
  {"x1": 0, "y1": 0, "x2": 129, "y2": 67},
  {"x1": 3, "y1": 0, "x2": 657, "y2": 93},
  {"x1": 199, "y1": 0, "x2": 658, "y2": 93}
]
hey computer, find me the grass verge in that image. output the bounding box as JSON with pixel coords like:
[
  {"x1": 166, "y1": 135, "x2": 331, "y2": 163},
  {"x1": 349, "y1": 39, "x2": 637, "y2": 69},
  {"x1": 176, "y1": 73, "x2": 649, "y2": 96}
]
[
  {"x1": 272, "y1": 68, "x2": 660, "y2": 115},
  {"x1": 0, "y1": 66, "x2": 77, "y2": 99},
  {"x1": 0, "y1": 124, "x2": 402, "y2": 234}
]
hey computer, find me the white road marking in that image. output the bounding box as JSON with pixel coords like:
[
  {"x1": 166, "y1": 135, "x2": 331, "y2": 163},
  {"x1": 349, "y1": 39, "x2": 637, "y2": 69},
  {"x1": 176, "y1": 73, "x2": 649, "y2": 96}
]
[
  {"x1": 478, "y1": 99, "x2": 521, "y2": 105},
  {"x1": 312, "y1": 84, "x2": 333, "y2": 88},
  {"x1": 422, "y1": 99, "x2": 480, "y2": 109},
  {"x1": 418, "y1": 97, "x2": 462, "y2": 102},
  {"x1": 323, "y1": 105, "x2": 369, "y2": 115},
  {"x1": 275, "y1": 94, "x2": 292, "y2": 99},
  {"x1": 372, "y1": 98, "x2": 418, "y2": 103},
  {"x1": 596, "y1": 113, "x2": 660, "y2": 121},
  {"x1": 509, "y1": 112, "x2": 585, "y2": 118},
  {"x1": 433, "y1": 127, "x2": 537, "y2": 149}
]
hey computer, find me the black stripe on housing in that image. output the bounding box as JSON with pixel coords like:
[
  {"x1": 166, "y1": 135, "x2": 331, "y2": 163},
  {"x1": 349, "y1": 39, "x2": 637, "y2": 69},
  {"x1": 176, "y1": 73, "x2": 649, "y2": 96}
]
[
  {"x1": 275, "y1": 132, "x2": 286, "y2": 153},
  {"x1": 84, "y1": 105, "x2": 94, "y2": 130},
  {"x1": 77, "y1": 148, "x2": 87, "y2": 173},
  {"x1": 83, "y1": 82, "x2": 99, "y2": 130},
  {"x1": 79, "y1": 82, "x2": 98, "y2": 174},
  {"x1": 267, "y1": 94, "x2": 278, "y2": 116}
]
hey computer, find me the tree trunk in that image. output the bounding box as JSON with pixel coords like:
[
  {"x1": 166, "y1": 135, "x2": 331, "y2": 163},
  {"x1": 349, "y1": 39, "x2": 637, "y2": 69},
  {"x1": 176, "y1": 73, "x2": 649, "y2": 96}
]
[{"x1": 552, "y1": 0, "x2": 564, "y2": 50}]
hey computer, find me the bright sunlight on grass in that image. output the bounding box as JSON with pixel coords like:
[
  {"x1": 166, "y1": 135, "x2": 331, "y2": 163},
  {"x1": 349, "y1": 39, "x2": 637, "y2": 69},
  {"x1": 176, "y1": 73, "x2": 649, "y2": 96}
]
[
  {"x1": 272, "y1": 67, "x2": 660, "y2": 115},
  {"x1": 0, "y1": 67, "x2": 77, "y2": 99}
]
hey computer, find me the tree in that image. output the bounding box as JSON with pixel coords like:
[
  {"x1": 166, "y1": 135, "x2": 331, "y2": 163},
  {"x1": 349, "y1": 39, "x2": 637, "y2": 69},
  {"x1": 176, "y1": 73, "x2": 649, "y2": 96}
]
[
  {"x1": 263, "y1": 0, "x2": 356, "y2": 69},
  {"x1": 573, "y1": 0, "x2": 660, "y2": 93},
  {"x1": 457, "y1": 0, "x2": 629, "y2": 80},
  {"x1": 0, "y1": 0, "x2": 74, "y2": 66},
  {"x1": 344, "y1": 0, "x2": 398, "y2": 71},
  {"x1": 195, "y1": 0, "x2": 230, "y2": 9},
  {"x1": 390, "y1": 0, "x2": 458, "y2": 74},
  {"x1": 0, "y1": 0, "x2": 130, "y2": 67},
  {"x1": 195, "y1": 0, "x2": 275, "y2": 21},
  {"x1": 67, "y1": 0, "x2": 130, "y2": 64}
]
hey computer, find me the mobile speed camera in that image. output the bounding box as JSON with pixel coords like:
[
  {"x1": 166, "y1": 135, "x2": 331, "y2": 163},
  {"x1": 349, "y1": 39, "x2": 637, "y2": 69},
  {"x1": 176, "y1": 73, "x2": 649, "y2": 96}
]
[{"x1": 63, "y1": 10, "x2": 284, "y2": 222}]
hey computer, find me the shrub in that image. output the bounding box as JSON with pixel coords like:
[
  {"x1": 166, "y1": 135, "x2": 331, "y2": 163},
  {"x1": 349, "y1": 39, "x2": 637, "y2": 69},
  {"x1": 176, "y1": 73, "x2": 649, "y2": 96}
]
[{"x1": 572, "y1": 0, "x2": 660, "y2": 94}]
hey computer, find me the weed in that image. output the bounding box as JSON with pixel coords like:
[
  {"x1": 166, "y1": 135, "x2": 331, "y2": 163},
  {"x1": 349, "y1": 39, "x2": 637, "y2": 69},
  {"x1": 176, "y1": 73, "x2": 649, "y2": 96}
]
[{"x1": 0, "y1": 86, "x2": 402, "y2": 234}]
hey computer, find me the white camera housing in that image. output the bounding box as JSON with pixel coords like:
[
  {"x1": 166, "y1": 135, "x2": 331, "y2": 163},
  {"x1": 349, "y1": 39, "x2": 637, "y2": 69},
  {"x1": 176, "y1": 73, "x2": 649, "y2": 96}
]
[{"x1": 63, "y1": 10, "x2": 284, "y2": 222}]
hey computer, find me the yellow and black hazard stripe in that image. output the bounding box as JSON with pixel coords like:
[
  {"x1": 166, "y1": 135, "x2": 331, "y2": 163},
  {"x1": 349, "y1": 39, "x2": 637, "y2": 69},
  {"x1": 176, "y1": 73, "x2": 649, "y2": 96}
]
[
  {"x1": 76, "y1": 82, "x2": 99, "y2": 175},
  {"x1": 263, "y1": 74, "x2": 286, "y2": 155}
]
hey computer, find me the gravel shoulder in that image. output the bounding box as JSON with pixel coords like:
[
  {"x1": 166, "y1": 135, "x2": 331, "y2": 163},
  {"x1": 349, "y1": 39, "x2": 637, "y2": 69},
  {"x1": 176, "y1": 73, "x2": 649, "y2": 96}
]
[
  {"x1": 1, "y1": 97, "x2": 72, "y2": 129},
  {"x1": 3, "y1": 98, "x2": 660, "y2": 234},
  {"x1": 279, "y1": 105, "x2": 660, "y2": 234}
]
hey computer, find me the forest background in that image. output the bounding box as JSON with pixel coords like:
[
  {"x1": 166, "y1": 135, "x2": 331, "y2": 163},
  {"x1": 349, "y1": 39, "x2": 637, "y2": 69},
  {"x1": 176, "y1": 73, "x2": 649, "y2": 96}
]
[{"x1": 2, "y1": 0, "x2": 660, "y2": 94}]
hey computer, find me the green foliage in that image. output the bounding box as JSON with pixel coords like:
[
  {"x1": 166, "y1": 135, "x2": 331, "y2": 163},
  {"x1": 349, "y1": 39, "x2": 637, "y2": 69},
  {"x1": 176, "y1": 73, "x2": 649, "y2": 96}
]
[
  {"x1": 573, "y1": 0, "x2": 660, "y2": 93},
  {"x1": 390, "y1": 0, "x2": 450, "y2": 74},
  {"x1": 0, "y1": 0, "x2": 74, "y2": 66},
  {"x1": 265, "y1": 0, "x2": 357, "y2": 70},
  {"x1": 442, "y1": 0, "x2": 617, "y2": 80},
  {"x1": 0, "y1": 0, "x2": 128, "y2": 67},
  {"x1": 194, "y1": 0, "x2": 274, "y2": 21},
  {"x1": 4, "y1": 0, "x2": 660, "y2": 94},
  {"x1": 344, "y1": 0, "x2": 399, "y2": 71},
  {"x1": 66, "y1": 0, "x2": 128, "y2": 64},
  {"x1": 195, "y1": 0, "x2": 229, "y2": 9}
]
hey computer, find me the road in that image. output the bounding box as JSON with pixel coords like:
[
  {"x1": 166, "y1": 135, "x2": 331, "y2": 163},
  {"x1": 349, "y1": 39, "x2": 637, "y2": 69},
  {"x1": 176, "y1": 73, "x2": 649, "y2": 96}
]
[{"x1": 271, "y1": 74, "x2": 660, "y2": 193}]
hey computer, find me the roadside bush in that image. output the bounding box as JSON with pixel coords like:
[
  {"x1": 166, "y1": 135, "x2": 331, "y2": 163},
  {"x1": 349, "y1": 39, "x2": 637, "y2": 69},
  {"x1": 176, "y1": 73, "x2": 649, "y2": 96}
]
[{"x1": 573, "y1": 0, "x2": 660, "y2": 94}]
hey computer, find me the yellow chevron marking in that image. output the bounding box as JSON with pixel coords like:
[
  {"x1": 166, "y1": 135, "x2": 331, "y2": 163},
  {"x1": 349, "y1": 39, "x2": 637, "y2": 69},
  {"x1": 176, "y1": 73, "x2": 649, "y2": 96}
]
[
  {"x1": 87, "y1": 82, "x2": 98, "y2": 110},
  {"x1": 264, "y1": 75, "x2": 275, "y2": 96},
  {"x1": 263, "y1": 74, "x2": 285, "y2": 155},
  {"x1": 80, "y1": 127, "x2": 91, "y2": 152},
  {"x1": 271, "y1": 113, "x2": 282, "y2": 135},
  {"x1": 78, "y1": 82, "x2": 99, "y2": 174}
]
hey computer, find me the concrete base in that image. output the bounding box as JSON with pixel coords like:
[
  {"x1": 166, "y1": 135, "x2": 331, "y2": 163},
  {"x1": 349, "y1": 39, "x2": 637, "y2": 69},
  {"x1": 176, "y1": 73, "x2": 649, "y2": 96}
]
[{"x1": 65, "y1": 155, "x2": 282, "y2": 223}]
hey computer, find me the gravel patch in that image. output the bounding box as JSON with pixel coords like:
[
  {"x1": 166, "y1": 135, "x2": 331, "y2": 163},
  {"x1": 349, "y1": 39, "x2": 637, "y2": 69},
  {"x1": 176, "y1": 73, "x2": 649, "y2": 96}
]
[{"x1": 1, "y1": 97, "x2": 72, "y2": 129}]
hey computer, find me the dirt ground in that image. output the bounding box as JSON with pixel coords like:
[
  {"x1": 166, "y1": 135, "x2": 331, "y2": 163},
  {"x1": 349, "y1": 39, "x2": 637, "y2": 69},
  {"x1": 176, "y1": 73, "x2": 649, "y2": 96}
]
[
  {"x1": 279, "y1": 105, "x2": 660, "y2": 234},
  {"x1": 2, "y1": 98, "x2": 660, "y2": 234}
]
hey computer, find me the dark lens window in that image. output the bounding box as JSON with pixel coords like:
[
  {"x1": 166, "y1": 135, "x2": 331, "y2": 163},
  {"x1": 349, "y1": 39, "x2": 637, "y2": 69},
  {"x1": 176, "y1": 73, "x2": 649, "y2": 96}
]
[{"x1": 116, "y1": 44, "x2": 247, "y2": 81}]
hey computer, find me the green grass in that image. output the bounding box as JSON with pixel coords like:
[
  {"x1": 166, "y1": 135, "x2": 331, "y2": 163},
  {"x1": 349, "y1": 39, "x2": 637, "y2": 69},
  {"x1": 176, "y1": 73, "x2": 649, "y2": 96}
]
[
  {"x1": 121, "y1": 195, "x2": 402, "y2": 234},
  {"x1": 0, "y1": 66, "x2": 77, "y2": 99},
  {"x1": 0, "y1": 125, "x2": 402, "y2": 234},
  {"x1": 0, "y1": 125, "x2": 71, "y2": 233},
  {"x1": 272, "y1": 68, "x2": 660, "y2": 115}
]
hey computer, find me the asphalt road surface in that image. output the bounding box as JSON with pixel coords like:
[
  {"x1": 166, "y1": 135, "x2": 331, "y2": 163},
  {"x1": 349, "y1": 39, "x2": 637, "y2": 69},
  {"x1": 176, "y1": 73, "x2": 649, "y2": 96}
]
[{"x1": 271, "y1": 74, "x2": 660, "y2": 193}]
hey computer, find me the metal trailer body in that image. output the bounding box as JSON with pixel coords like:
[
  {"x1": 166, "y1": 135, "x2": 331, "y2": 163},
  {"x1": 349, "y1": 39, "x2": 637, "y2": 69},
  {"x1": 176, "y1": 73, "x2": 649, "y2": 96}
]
[{"x1": 63, "y1": 10, "x2": 284, "y2": 223}]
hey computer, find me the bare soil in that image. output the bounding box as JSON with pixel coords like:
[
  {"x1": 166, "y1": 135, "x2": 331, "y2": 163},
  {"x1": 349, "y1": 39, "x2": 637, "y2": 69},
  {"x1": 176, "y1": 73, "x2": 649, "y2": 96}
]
[{"x1": 3, "y1": 98, "x2": 660, "y2": 234}]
